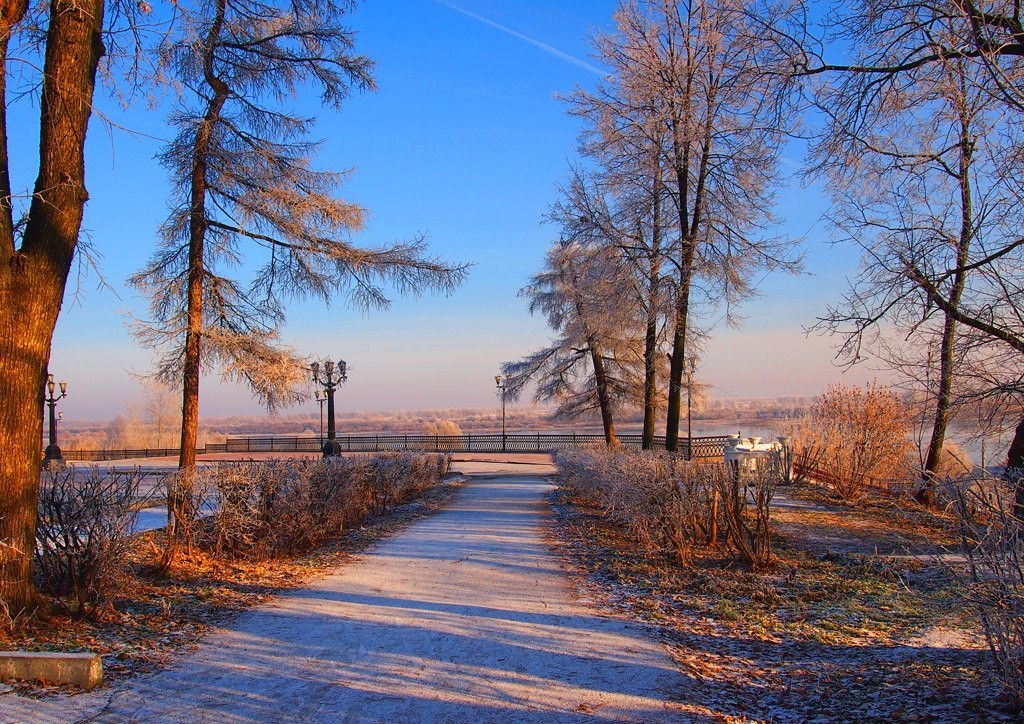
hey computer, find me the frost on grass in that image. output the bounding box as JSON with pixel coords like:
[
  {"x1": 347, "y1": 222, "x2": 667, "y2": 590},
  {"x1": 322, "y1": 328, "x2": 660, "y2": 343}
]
[{"x1": 551, "y1": 446, "x2": 1000, "y2": 721}]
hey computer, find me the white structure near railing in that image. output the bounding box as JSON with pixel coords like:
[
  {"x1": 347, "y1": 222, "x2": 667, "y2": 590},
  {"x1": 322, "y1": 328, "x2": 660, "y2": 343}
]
[{"x1": 724, "y1": 435, "x2": 794, "y2": 481}]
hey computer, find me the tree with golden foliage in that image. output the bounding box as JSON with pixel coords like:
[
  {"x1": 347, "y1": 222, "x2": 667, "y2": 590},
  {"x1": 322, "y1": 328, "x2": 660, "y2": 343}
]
[
  {"x1": 131, "y1": 0, "x2": 467, "y2": 564},
  {"x1": 793, "y1": 382, "x2": 914, "y2": 502}
]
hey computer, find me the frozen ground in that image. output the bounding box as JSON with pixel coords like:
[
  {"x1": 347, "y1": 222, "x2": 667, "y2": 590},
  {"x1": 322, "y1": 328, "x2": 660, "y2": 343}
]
[{"x1": 6, "y1": 460, "x2": 692, "y2": 722}]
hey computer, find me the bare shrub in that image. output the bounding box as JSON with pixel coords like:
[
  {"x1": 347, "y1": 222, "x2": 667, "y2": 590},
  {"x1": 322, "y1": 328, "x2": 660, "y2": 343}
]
[
  {"x1": 161, "y1": 467, "x2": 215, "y2": 561},
  {"x1": 35, "y1": 467, "x2": 142, "y2": 614},
  {"x1": 556, "y1": 448, "x2": 677, "y2": 552},
  {"x1": 792, "y1": 381, "x2": 914, "y2": 502},
  {"x1": 950, "y1": 474, "x2": 1024, "y2": 710},
  {"x1": 718, "y1": 453, "x2": 783, "y2": 569},
  {"x1": 364, "y1": 454, "x2": 406, "y2": 515},
  {"x1": 367, "y1": 452, "x2": 448, "y2": 512},
  {"x1": 200, "y1": 453, "x2": 449, "y2": 561},
  {"x1": 555, "y1": 447, "x2": 786, "y2": 568},
  {"x1": 557, "y1": 449, "x2": 732, "y2": 566}
]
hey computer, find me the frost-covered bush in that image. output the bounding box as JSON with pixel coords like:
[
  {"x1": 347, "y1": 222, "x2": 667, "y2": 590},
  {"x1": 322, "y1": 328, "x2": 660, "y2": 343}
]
[
  {"x1": 951, "y1": 475, "x2": 1024, "y2": 710},
  {"x1": 719, "y1": 451, "x2": 782, "y2": 569},
  {"x1": 205, "y1": 453, "x2": 450, "y2": 560},
  {"x1": 35, "y1": 467, "x2": 142, "y2": 614},
  {"x1": 554, "y1": 447, "x2": 779, "y2": 567}
]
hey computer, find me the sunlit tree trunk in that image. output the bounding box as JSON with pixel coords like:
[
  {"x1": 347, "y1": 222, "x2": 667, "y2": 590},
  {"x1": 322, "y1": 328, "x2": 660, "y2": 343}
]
[
  {"x1": 919, "y1": 99, "x2": 974, "y2": 504},
  {"x1": 588, "y1": 341, "x2": 618, "y2": 447},
  {"x1": 0, "y1": 0, "x2": 104, "y2": 612},
  {"x1": 165, "y1": 0, "x2": 229, "y2": 566}
]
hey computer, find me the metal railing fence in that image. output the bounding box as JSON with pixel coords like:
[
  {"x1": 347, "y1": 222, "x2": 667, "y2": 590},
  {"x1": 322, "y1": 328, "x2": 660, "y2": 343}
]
[{"x1": 59, "y1": 433, "x2": 730, "y2": 460}]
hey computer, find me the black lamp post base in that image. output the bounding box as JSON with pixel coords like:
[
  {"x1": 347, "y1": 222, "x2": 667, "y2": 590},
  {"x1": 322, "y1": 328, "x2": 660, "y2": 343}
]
[
  {"x1": 43, "y1": 444, "x2": 65, "y2": 471},
  {"x1": 321, "y1": 439, "x2": 343, "y2": 457}
]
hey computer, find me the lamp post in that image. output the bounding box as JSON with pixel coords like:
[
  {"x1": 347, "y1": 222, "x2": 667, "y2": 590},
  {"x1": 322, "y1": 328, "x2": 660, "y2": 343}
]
[
  {"x1": 314, "y1": 390, "x2": 326, "y2": 446},
  {"x1": 495, "y1": 374, "x2": 508, "y2": 452},
  {"x1": 311, "y1": 358, "x2": 347, "y2": 457},
  {"x1": 43, "y1": 373, "x2": 67, "y2": 470},
  {"x1": 685, "y1": 356, "x2": 697, "y2": 461}
]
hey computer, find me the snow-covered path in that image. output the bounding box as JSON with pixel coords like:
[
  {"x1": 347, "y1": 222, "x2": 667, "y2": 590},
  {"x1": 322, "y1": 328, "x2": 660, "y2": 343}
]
[{"x1": 9, "y1": 474, "x2": 690, "y2": 722}]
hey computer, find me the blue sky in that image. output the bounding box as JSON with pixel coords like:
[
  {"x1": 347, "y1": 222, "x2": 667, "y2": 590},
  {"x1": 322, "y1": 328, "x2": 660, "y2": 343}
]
[{"x1": 32, "y1": 0, "x2": 879, "y2": 421}]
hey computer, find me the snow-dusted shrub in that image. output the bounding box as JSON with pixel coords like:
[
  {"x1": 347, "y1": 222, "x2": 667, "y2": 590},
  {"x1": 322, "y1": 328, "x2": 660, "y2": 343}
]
[
  {"x1": 718, "y1": 451, "x2": 782, "y2": 569},
  {"x1": 35, "y1": 467, "x2": 141, "y2": 614},
  {"x1": 161, "y1": 466, "x2": 215, "y2": 562},
  {"x1": 555, "y1": 447, "x2": 782, "y2": 568},
  {"x1": 422, "y1": 419, "x2": 462, "y2": 436},
  {"x1": 206, "y1": 453, "x2": 450, "y2": 560},
  {"x1": 950, "y1": 474, "x2": 1024, "y2": 710},
  {"x1": 554, "y1": 448, "x2": 719, "y2": 565}
]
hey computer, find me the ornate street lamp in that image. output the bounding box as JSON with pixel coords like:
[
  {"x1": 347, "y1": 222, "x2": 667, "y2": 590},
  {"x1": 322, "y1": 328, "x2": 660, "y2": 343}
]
[
  {"x1": 311, "y1": 358, "x2": 347, "y2": 457},
  {"x1": 495, "y1": 374, "x2": 508, "y2": 452},
  {"x1": 43, "y1": 373, "x2": 68, "y2": 470}
]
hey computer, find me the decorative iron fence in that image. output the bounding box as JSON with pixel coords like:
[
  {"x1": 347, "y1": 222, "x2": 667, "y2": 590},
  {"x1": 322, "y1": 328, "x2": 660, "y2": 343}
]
[
  {"x1": 61, "y1": 444, "x2": 229, "y2": 462},
  {"x1": 60, "y1": 433, "x2": 731, "y2": 461}
]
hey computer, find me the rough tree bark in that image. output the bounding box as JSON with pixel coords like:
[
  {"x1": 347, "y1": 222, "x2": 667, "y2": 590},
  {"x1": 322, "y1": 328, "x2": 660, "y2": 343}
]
[
  {"x1": 1007, "y1": 415, "x2": 1024, "y2": 521},
  {"x1": 0, "y1": 0, "x2": 105, "y2": 613},
  {"x1": 162, "y1": 0, "x2": 230, "y2": 567},
  {"x1": 588, "y1": 340, "x2": 618, "y2": 447}
]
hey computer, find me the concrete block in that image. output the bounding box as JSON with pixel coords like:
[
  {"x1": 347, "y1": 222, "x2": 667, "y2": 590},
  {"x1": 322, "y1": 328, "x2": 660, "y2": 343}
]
[{"x1": 0, "y1": 651, "x2": 103, "y2": 691}]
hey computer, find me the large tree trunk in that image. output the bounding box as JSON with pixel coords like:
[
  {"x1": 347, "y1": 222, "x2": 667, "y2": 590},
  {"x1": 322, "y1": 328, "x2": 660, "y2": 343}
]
[
  {"x1": 642, "y1": 170, "x2": 663, "y2": 451},
  {"x1": 1007, "y1": 414, "x2": 1024, "y2": 522},
  {"x1": 665, "y1": 241, "x2": 696, "y2": 452},
  {"x1": 589, "y1": 343, "x2": 618, "y2": 447},
  {"x1": 166, "y1": 0, "x2": 229, "y2": 567},
  {"x1": 178, "y1": 0, "x2": 228, "y2": 475},
  {"x1": 641, "y1": 305, "x2": 659, "y2": 449},
  {"x1": 665, "y1": 90, "x2": 712, "y2": 452},
  {"x1": 918, "y1": 111, "x2": 973, "y2": 507},
  {"x1": 0, "y1": 0, "x2": 104, "y2": 613},
  {"x1": 917, "y1": 313, "x2": 957, "y2": 506}
]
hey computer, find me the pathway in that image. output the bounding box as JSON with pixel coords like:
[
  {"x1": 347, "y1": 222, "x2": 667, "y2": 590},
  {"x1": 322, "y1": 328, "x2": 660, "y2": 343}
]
[{"x1": 8, "y1": 471, "x2": 690, "y2": 722}]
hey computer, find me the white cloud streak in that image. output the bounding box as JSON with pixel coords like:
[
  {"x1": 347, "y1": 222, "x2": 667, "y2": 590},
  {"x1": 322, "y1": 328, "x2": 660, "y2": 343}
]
[{"x1": 436, "y1": 1, "x2": 605, "y2": 77}]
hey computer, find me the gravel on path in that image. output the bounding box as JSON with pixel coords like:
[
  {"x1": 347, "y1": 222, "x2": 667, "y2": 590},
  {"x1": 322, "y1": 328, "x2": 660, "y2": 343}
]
[{"x1": 7, "y1": 474, "x2": 690, "y2": 723}]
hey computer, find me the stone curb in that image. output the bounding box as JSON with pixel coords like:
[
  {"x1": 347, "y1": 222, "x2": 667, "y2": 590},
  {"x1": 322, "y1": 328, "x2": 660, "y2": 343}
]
[{"x1": 0, "y1": 652, "x2": 102, "y2": 691}]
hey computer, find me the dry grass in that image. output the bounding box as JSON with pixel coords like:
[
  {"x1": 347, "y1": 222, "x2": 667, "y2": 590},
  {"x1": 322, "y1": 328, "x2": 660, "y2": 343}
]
[{"x1": 548, "y1": 478, "x2": 1004, "y2": 721}]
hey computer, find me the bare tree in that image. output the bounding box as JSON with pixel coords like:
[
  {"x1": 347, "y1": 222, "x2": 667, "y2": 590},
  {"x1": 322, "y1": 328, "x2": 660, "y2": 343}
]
[
  {"x1": 572, "y1": 0, "x2": 802, "y2": 452},
  {"x1": 571, "y1": 99, "x2": 677, "y2": 449},
  {"x1": 547, "y1": 164, "x2": 674, "y2": 448},
  {"x1": 801, "y1": 2, "x2": 1024, "y2": 114},
  {"x1": 130, "y1": 0, "x2": 467, "y2": 558},
  {"x1": 802, "y1": 1, "x2": 1024, "y2": 498},
  {"x1": 143, "y1": 383, "x2": 182, "y2": 448}
]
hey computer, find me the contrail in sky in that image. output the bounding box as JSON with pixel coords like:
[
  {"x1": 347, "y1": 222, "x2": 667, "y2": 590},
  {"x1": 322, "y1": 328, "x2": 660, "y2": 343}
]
[{"x1": 436, "y1": 1, "x2": 605, "y2": 77}]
